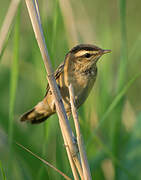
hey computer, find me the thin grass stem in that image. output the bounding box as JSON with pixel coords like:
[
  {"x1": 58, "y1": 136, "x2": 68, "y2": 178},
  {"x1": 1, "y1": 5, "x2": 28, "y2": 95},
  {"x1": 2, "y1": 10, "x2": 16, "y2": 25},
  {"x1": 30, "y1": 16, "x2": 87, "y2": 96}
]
[
  {"x1": 69, "y1": 84, "x2": 92, "y2": 180},
  {"x1": 8, "y1": 5, "x2": 20, "y2": 175}
]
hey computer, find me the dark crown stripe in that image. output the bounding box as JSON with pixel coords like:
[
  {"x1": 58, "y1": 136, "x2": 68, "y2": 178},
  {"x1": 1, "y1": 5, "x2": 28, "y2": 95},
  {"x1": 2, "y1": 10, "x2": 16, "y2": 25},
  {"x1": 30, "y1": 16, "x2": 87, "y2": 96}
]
[{"x1": 69, "y1": 44, "x2": 101, "y2": 54}]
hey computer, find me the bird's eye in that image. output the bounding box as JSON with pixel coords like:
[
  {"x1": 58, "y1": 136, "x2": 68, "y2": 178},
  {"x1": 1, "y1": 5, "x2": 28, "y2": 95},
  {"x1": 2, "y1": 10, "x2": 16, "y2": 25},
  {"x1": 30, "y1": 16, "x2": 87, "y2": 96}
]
[{"x1": 84, "y1": 53, "x2": 91, "y2": 58}]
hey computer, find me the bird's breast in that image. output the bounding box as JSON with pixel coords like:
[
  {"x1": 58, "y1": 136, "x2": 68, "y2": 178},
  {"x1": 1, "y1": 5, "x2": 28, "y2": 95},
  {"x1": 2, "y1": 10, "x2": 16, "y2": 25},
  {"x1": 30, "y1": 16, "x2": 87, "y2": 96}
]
[{"x1": 68, "y1": 67, "x2": 97, "y2": 108}]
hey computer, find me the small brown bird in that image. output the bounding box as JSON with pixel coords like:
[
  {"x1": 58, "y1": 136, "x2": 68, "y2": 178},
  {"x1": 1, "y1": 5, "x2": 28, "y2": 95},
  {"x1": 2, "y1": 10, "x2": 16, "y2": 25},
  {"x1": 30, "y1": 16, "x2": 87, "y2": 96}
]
[{"x1": 20, "y1": 44, "x2": 111, "y2": 124}]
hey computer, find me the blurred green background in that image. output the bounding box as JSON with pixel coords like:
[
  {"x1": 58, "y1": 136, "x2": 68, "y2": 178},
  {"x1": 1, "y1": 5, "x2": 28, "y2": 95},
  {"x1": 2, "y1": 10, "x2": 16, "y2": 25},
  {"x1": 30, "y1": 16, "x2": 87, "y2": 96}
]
[{"x1": 0, "y1": 0, "x2": 141, "y2": 179}]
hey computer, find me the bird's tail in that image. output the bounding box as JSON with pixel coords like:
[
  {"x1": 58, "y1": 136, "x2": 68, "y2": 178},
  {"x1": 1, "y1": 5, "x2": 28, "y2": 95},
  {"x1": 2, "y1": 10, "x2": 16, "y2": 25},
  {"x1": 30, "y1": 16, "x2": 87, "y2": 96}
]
[{"x1": 20, "y1": 101, "x2": 53, "y2": 124}]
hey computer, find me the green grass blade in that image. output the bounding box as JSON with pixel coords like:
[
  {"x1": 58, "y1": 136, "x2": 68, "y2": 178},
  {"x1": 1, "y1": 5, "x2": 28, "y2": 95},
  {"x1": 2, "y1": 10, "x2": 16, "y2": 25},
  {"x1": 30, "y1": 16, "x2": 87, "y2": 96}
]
[
  {"x1": 112, "y1": 1, "x2": 127, "y2": 178},
  {"x1": 51, "y1": 0, "x2": 59, "y2": 55},
  {"x1": 0, "y1": 161, "x2": 6, "y2": 180},
  {"x1": 9, "y1": 4, "x2": 20, "y2": 145},
  {"x1": 8, "y1": 4, "x2": 21, "y2": 174},
  {"x1": 129, "y1": 33, "x2": 141, "y2": 62},
  {"x1": 117, "y1": 0, "x2": 127, "y2": 90},
  {"x1": 101, "y1": 72, "x2": 141, "y2": 123},
  {"x1": 87, "y1": 71, "x2": 141, "y2": 146}
]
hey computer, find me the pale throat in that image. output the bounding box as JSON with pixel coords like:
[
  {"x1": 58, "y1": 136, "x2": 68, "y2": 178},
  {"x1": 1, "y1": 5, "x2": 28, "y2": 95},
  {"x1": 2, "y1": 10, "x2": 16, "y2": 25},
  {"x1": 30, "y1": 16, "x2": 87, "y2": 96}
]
[{"x1": 73, "y1": 59, "x2": 97, "y2": 77}]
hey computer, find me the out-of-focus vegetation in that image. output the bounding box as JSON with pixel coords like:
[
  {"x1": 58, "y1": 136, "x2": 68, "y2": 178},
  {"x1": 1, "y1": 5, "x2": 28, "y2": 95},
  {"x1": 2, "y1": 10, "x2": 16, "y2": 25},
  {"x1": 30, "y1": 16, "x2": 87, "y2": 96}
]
[{"x1": 0, "y1": 0, "x2": 141, "y2": 179}]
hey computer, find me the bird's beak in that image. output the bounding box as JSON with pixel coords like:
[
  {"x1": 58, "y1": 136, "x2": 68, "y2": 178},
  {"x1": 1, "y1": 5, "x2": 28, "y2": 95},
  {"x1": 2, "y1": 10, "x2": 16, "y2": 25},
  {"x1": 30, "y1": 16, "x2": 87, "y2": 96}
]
[{"x1": 101, "y1": 49, "x2": 111, "y2": 54}]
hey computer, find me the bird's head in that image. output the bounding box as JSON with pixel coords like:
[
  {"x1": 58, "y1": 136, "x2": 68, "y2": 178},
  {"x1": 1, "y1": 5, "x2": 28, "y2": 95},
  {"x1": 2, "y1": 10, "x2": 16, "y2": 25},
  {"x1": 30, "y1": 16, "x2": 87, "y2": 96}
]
[{"x1": 67, "y1": 44, "x2": 111, "y2": 67}]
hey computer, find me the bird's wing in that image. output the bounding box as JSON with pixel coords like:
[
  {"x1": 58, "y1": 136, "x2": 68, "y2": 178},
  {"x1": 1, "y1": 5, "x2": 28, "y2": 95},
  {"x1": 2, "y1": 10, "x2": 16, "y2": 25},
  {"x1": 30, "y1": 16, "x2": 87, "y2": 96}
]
[
  {"x1": 54, "y1": 61, "x2": 64, "y2": 80},
  {"x1": 45, "y1": 62, "x2": 64, "y2": 96}
]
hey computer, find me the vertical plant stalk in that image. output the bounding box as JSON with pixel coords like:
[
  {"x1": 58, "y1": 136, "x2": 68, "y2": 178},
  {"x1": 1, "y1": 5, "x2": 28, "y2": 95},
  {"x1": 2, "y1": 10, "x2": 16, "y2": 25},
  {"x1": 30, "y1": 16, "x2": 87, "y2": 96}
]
[
  {"x1": 118, "y1": 0, "x2": 127, "y2": 90},
  {"x1": 0, "y1": 0, "x2": 20, "y2": 55},
  {"x1": 51, "y1": 0, "x2": 59, "y2": 54},
  {"x1": 8, "y1": 4, "x2": 20, "y2": 177},
  {"x1": 24, "y1": 0, "x2": 83, "y2": 179},
  {"x1": 58, "y1": 0, "x2": 78, "y2": 47},
  {"x1": 0, "y1": 161, "x2": 6, "y2": 180},
  {"x1": 112, "y1": 1, "x2": 127, "y2": 179},
  {"x1": 69, "y1": 84, "x2": 92, "y2": 180}
]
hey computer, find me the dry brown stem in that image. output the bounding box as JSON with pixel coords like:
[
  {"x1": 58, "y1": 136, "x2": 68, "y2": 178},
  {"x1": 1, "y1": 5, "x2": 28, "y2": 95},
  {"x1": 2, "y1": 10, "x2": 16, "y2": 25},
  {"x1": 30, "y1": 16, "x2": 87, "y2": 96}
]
[
  {"x1": 24, "y1": 0, "x2": 83, "y2": 179},
  {"x1": 0, "y1": 0, "x2": 20, "y2": 54},
  {"x1": 69, "y1": 84, "x2": 92, "y2": 180}
]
